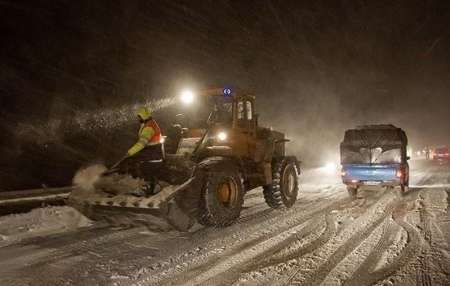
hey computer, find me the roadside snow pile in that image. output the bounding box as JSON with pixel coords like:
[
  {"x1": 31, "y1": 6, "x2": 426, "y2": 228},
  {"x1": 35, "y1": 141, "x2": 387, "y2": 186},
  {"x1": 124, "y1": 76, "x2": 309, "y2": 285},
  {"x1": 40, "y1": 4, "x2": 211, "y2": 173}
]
[{"x1": 0, "y1": 206, "x2": 91, "y2": 246}]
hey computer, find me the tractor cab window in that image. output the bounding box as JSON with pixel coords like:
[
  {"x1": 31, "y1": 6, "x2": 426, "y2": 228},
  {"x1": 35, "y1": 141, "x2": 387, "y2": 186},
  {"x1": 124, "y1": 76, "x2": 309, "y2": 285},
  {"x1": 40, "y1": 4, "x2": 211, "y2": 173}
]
[
  {"x1": 237, "y1": 101, "x2": 245, "y2": 120},
  {"x1": 237, "y1": 99, "x2": 254, "y2": 128},
  {"x1": 246, "y1": 101, "x2": 253, "y2": 120},
  {"x1": 237, "y1": 100, "x2": 253, "y2": 121},
  {"x1": 217, "y1": 102, "x2": 233, "y2": 123},
  {"x1": 207, "y1": 100, "x2": 233, "y2": 126}
]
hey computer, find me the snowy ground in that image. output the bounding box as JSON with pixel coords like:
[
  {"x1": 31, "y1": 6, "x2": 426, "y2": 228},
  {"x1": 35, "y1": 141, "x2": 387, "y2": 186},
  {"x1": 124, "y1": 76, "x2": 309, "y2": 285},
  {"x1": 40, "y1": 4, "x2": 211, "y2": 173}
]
[
  {"x1": 0, "y1": 206, "x2": 91, "y2": 247},
  {"x1": 0, "y1": 160, "x2": 449, "y2": 286}
]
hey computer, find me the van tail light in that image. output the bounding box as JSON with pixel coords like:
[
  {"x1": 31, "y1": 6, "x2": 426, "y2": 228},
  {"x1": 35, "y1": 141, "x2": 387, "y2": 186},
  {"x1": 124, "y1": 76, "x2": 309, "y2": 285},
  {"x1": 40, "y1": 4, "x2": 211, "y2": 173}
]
[{"x1": 396, "y1": 169, "x2": 403, "y2": 178}]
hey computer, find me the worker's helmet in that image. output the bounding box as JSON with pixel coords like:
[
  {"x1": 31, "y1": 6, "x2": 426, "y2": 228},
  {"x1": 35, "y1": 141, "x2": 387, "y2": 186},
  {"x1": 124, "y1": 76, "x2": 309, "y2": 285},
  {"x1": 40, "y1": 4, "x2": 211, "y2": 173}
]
[{"x1": 137, "y1": 107, "x2": 152, "y2": 121}]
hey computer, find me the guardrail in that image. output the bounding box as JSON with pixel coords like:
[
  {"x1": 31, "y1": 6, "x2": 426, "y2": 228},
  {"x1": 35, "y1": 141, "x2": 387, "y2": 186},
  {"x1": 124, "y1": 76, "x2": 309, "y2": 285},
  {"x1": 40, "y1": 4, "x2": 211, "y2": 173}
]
[{"x1": 0, "y1": 186, "x2": 73, "y2": 216}]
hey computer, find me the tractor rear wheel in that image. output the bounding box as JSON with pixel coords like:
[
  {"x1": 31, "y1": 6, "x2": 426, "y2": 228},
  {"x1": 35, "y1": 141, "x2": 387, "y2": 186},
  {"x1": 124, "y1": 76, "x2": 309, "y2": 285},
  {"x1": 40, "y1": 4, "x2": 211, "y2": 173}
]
[
  {"x1": 197, "y1": 161, "x2": 245, "y2": 226},
  {"x1": 263, "y1": 159, "x2": 299, "y2": 209}
]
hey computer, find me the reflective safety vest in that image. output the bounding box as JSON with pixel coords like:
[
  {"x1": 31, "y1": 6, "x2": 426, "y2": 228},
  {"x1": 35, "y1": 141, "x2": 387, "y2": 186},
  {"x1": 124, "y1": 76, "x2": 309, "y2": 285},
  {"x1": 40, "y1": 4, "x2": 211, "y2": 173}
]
[
  {"x1": 142, "y1": 119, "x2": 161, "y2": 144},
  {"x1": 127, "y1": 119, "x2": 162, "y2": 156}
]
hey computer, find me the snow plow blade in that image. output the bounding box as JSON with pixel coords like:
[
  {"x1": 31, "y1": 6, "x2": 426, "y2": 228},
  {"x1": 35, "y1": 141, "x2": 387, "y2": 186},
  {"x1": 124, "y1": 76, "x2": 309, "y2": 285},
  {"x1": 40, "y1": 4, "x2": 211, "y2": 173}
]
[{"x1": 68, "y1": 178, "x2": 195, "y2": 231}]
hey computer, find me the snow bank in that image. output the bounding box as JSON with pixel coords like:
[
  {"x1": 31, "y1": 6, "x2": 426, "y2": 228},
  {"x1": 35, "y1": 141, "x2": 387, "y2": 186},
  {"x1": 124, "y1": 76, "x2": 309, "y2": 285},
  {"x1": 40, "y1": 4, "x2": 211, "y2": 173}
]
[{"x1": 0, "y1": 206, "x2": 91, "y2": 247}]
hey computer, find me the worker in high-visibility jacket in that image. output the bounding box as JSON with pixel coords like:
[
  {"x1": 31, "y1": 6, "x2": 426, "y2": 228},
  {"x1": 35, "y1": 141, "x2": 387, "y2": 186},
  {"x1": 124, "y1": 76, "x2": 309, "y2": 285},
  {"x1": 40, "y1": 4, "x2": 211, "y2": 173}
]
[
  {"x1": 120, "y1": 107, "x2": 164, "y2": 184},
  {"x1": 127, "y1": 107, "x2": 162, "y2": 157}
]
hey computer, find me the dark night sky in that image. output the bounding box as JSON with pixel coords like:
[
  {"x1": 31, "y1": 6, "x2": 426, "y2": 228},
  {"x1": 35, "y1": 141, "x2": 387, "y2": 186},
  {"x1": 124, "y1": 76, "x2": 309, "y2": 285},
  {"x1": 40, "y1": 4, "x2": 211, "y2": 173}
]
[{"x1": 1, "y1": 0, "x2": 450, "y2": 190}]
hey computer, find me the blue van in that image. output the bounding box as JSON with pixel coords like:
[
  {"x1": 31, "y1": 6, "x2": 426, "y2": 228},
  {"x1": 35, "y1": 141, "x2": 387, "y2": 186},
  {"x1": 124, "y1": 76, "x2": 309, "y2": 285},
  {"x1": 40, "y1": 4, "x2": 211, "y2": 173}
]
[{"x1": 340, "y1": 125, "x2": 409, "y2": 198}]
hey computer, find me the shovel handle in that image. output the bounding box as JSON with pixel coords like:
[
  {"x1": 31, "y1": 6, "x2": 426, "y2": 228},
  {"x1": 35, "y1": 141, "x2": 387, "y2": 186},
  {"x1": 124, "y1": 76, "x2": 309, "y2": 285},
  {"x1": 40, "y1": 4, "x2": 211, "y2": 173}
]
[{"x1": 107, "y1": 156, "x2": 129, "y2": 173}]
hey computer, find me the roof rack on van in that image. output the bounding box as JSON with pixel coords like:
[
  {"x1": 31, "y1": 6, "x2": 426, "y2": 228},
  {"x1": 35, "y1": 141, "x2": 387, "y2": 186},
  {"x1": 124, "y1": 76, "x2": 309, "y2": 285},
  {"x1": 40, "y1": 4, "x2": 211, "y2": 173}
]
[{"x1": 355, "y1": 124, "x2": 398, "y2": 130}]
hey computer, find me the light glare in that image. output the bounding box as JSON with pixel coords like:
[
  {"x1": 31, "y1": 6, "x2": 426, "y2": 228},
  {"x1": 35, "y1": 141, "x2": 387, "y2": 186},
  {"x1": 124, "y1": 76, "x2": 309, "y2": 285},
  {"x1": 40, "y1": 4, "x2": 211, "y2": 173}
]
[
  {"x1": 180, "y1": 89, "x2": 195, "y2": 105},
  {"x1": 217, "y1": 131, "x2": 227, "y2": 141},
  {"x1": 323, "y1": 162, "x2": 337, "y2": 173}
]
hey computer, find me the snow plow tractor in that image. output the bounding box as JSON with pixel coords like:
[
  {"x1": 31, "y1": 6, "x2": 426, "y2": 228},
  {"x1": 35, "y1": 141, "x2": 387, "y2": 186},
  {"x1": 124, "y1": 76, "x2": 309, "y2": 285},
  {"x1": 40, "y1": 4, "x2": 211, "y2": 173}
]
[{"x1": 68, "y1": 88, "x2": 301, "y2": 231}]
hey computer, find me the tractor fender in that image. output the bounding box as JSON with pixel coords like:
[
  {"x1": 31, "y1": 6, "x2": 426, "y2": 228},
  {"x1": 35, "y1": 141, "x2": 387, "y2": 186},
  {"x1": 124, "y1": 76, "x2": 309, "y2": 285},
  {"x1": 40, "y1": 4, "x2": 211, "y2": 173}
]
[
  {"x1": 283, "y1": 156, "x2": 301, "y2": 175},
  {"x1": 195, "y1": 156, "x2": 244, "y2": 175}
]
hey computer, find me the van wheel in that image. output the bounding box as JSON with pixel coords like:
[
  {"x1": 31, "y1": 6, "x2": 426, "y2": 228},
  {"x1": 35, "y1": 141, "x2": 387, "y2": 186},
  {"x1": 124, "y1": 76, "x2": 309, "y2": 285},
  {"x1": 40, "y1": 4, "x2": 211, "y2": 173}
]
[
  {"x1": 396, "y1": 184, "x2": 408, "y2": 197},
  {"x1": 347, "y1": 187, "x2": 358, "y2": 199}
]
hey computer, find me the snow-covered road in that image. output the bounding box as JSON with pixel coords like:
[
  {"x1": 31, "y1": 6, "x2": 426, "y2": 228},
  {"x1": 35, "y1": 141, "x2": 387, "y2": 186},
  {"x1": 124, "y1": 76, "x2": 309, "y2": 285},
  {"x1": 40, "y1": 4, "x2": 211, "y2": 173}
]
[{"x1": 0, "y1": 160, "x2": 449, "y2": 286}]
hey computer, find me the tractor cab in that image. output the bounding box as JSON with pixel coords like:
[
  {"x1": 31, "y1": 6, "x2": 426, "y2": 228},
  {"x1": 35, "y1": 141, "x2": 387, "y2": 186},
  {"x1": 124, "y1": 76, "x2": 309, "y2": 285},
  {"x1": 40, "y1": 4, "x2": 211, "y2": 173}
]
[
  {"x1": 174, "y1": 87, "x2": 259, "y2": 160},
  {"x1": 200, "y1": 87, "x2": 256, "y2": 131}
]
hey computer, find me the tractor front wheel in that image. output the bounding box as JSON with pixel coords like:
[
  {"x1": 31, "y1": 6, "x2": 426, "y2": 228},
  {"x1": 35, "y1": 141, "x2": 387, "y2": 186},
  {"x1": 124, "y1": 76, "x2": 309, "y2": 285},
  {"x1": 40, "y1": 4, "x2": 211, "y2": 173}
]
[{"x1": 197, "y1": 161, "x2": 245, "y2": 227}]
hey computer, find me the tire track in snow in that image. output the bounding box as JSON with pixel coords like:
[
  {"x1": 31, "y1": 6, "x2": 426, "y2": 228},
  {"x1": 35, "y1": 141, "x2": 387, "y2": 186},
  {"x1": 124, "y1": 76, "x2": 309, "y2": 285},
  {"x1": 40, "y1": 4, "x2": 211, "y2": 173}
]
[
  {"x1": 344, "y1": 199, "x2": 422, "y2": 286},
  {"x1": 343, "y1": 189, "x2": 422, "y2": 286},
  {"x1": 209, "y1": 214, "x2": 336, "y2": 286},
  {"x1": 415, "y1": 188, "x2": 450, "y2": 286},
  {"x1": 289, "y1": 203, "x2": 395, "y2": 286},
  {"x1": 200, "y1": 216, "x2": 328, "y2": 286},
  {"x1": 125, "y1": 192, "x2": 346, "y2": 285},
  {"x1": 342, "y1": 218, "x2": 399, "y2": 286},
  {"x1": 155, "y1": 197, "x2": 349, "y2": 286},
  {"x1": 416, "y1": 193, "x2": 433, "y2": 286},
  {"x1": 237, "y1": 190, "x2": 340, "y2": 226},
  {"x1": 246, "y1": 213, "x2": 336, "y2": 271},
  {"x1": 173, "y1": 220, "x2": 312, "y2": 286},
  {"x1": 262, "y1": 190, "x2": 395, "y2": 286},
  {"x1": 237, "y1": 190, "x2": 392, "y2": 286},
  {"x1": 114, "y1": 190, "x2": 343, "y2": 283}
]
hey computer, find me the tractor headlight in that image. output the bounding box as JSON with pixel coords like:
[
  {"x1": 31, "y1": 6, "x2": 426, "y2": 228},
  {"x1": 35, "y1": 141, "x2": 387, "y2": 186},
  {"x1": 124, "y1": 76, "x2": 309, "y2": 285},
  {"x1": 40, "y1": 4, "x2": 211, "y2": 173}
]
[
  {"x1": 217, "y1": 131, "x2": 228, "y2": 141},
  {"x1": 180, "y1": 89, "x2": 195, "y2": 105}
]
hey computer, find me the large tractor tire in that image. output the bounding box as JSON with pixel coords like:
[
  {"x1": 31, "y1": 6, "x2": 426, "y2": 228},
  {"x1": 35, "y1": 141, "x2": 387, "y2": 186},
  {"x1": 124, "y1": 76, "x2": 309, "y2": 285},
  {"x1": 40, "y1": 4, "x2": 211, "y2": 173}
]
[
  {"x1": 263, "y1": 158, "x2": 299, "y2": 209},
  {"x1": 197, "y1": 159, "x2": 245, "y2": 227}
]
